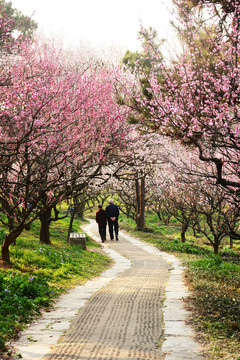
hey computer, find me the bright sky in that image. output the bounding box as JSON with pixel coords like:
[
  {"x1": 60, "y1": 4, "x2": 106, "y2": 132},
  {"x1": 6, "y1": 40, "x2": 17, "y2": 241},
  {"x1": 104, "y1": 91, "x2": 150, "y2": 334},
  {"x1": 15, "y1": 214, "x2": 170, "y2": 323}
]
[{"x1": 11, "y1": 0, "x2": 176, "y2": 53}]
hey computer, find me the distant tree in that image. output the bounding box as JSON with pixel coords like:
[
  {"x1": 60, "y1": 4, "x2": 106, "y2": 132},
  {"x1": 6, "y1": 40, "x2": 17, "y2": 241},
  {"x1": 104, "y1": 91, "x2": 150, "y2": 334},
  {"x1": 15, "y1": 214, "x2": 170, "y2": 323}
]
[
  {"x1": 120, "y1": 26, "x2": 164, "y2": 127},
  {"x1": 185, "y1": 0, "x2": 236, "y2": 14},
  {"x1": 107, "y1": 133, "x2": 169, "y2": 230},
  {"x1": 121, "y1": 26, "x2": 163, "y2": 74},
  {"x1": 167, "y1": 145, "x2": 240, "y2": 253},
  {"x1": 0, "y1": 0, "x2": 37, "y2": 47}
]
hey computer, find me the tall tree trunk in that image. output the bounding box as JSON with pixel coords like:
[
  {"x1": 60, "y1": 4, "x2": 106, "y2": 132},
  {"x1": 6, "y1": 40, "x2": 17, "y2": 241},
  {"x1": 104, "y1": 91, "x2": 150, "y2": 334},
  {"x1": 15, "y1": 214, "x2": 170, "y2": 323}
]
[
  {"x1": 39, "y1": 207, "x2": 52, "y2": 244},
  {"x1": 135, "y1": 176, "x2": 145, "y2": 230},
  {"x1": 181, "y1": 222, "x2": 188, "y2": 243},
  {"x1": 229, "y1": 236, "x2": 233, "y2": 249}
]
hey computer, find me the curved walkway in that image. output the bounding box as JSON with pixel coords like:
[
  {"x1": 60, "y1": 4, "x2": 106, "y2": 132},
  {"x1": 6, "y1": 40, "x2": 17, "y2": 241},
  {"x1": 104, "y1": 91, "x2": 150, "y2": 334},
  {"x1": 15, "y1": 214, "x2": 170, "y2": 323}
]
[{"x1": 13, "y1": 220, "x2": 203, "y2": 360}]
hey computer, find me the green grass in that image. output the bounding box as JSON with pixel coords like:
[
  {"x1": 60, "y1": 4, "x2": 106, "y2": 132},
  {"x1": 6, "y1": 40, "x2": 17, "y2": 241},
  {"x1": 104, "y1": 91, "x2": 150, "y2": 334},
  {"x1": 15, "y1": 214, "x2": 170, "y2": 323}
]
[
  {"x1": 119, "y1": 212, "x2": 240, "y2": 360},
  {"x1": 0, "y1": 271, "x2": 56, "y2": 351},
  {"x1": 185, "y1": 255, "x2": 240, "y2": 360},
  {"x1": 0, "y1": 215, "x2": 112, "y2": 354}
]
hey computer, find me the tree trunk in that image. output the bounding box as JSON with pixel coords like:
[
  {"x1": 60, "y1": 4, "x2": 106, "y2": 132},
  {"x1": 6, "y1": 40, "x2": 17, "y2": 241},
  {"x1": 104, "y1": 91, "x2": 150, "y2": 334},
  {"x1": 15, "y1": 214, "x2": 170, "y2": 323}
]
[
  {"x1": 135, "y1": 176, "x2": 145, "y2": 230},
  {"x1": 75, "y1": 201, "x2": 85, "y2": 219},
  {"x1": 1, "y1": 239, "x2": 11, "y2": 263},
  {"x1": 213, "y1": 238, "x2": 219, "y2": 254},
  {"x1": 7, "y1": 215, "x2": 16, "y2": 245},
  {"x1": 68, "y1": 211, "x2": 75, "y2": 243},
  {"x1": 156, "y1": 211, "x2": 161, "y2": 221},
  {"x1": 167, "y1": 214, "x2": 171, "y2": 224},
  {"x1": 1, "y1": 228, "x2": 23, "y2": 263},
  {"x1": 164, "y1": 213, "x2": 171, "y2": 225},
  {"x1": 193, "y1": 226, "x2": 197, "y2": 237},
  {"x1": 39, "y1": 207, "x2": 52, "y2": 244},
  {"x1": 181, "y1": 222, "x2": 188, "y2": 243},
  {"x1": 229, "y1": 236, "x2": 233, "y2": 249}
]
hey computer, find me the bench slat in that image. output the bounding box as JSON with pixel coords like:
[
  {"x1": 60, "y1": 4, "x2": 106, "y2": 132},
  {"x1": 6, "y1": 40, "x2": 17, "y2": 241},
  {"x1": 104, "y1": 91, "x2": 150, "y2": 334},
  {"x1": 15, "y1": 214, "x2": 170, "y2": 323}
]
[{"x1": 69, "y1": 232, "x2": 86, "y2": 238}]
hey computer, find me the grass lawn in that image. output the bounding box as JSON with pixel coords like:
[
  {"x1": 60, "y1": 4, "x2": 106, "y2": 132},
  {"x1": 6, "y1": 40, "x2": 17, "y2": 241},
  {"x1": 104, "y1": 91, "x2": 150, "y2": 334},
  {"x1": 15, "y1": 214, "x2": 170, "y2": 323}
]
[
  {"x1": 119, "y1": 212, "x2": 240, "y2": 360},
  {"x1": 0, "y1": 214, "x2": 112, "y2": 356}
]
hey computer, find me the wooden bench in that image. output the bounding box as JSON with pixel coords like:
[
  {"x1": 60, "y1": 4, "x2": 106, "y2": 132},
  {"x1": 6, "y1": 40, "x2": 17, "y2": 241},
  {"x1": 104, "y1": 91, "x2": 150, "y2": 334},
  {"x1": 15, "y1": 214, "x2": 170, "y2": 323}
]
[{"x1": 69, "y1": 232, "x2": 86, "y2": 250}]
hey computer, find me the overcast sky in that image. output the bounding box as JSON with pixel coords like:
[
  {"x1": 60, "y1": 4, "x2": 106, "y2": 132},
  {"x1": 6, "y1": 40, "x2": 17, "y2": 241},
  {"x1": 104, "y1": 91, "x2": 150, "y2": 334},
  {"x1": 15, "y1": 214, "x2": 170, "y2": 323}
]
[{"x1": 11, "y1": 0, "x2": 177, "y2": 52}]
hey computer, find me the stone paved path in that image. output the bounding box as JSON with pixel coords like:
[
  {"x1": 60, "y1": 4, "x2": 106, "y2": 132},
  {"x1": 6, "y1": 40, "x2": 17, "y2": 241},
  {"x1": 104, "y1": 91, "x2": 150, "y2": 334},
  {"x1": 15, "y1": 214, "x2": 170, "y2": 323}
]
[
  {"x1": 42, "y1": 224, "x2": 170, "y2": 360},
  {"x1": 14, "y1": 221, "x2": 204, "y2": 360}
]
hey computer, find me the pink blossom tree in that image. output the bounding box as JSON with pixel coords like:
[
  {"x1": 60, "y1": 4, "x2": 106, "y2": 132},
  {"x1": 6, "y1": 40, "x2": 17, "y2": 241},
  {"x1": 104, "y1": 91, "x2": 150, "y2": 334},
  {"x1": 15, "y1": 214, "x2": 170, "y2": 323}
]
[
  {"x1": 0, "y1": 39, "x2": 130, "y2": 262},
  {"x1": 123, "y1": 0, "x2": 240, "y2": 198}
]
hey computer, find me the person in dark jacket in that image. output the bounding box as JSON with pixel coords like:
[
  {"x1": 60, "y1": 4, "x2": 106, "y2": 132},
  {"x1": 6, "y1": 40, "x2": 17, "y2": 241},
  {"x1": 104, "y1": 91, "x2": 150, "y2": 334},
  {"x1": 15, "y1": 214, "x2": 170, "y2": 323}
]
[
  {"x1": 105, "y1": 198, "x2": 119, "y2": 241},
  {"x1": 95, "y1": 203, "x2": 107, "y2": 243}
]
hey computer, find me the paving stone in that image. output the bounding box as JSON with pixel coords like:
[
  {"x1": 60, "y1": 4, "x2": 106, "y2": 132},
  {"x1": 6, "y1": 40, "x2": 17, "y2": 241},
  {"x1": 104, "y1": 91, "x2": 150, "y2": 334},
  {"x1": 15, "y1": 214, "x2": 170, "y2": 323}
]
[
  {"x1": 164, "y1": 321, "x2": 195, "y2": 336},
  {"x1": 163, "y1": 305, "x2": 188, "y2": 321},
  {"x1": 163, "y1": 334, "x2": 202, "y2": 350},
  {"x1": 164, "y1": 351, "x2": 204, "y2": 360}
]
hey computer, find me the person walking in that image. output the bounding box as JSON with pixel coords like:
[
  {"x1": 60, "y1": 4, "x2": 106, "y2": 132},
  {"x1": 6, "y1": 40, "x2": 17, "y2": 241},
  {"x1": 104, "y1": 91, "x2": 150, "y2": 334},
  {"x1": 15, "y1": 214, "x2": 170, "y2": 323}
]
[
  {"x1": 105, "y1": 198, "x2": 119, "y2": 241},
  {"x1": 95, "y1": 204, "x2": 107, "y2": 243}
]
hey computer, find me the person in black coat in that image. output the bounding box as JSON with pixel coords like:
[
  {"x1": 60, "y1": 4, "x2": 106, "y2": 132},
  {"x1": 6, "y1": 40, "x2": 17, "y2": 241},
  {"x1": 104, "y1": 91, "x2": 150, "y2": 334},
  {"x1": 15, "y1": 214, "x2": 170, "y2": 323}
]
[
  {"x1": 95, "y1": 203, "x2": 107, "y2": 242},
  {"x1": 105, "y1": 198, "x2": 119, "y2": 241}
]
